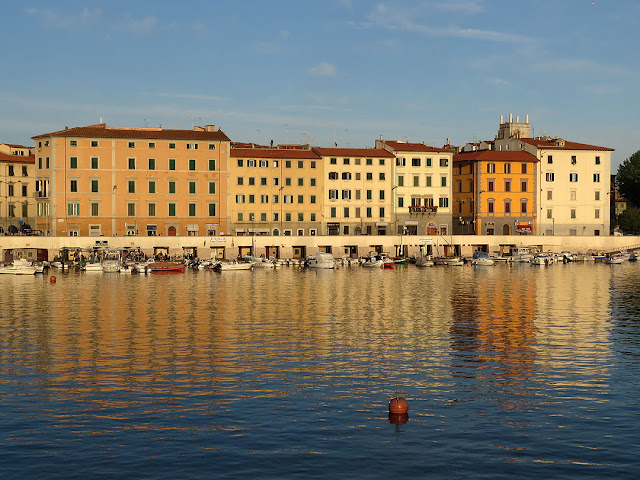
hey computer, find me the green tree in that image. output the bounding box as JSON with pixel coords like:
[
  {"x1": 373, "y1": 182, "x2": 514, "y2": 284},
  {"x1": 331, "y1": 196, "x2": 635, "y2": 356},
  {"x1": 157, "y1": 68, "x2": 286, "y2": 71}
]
[
  {"x1": 619, "y1": 207, "x2": 640, "y2": 233},
  {"x1": 616, "y1": 150, "x2": 640, "y2": 207}
]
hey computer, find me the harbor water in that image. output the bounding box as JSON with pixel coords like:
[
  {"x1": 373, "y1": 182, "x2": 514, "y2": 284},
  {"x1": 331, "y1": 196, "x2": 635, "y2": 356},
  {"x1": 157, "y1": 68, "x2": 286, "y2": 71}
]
[{"x1": 1, "y1": 262, "x2": 639, "y2": 479}]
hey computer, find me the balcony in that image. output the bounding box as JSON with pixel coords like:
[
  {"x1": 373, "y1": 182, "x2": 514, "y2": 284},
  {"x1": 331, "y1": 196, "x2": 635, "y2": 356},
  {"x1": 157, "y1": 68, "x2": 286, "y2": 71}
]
[
  {"x1": 33, "y1": 191, "x2": 49, "y2": 198},
  {"x1": 408, "y1": 205, "x2": 437, "y2": 214}
]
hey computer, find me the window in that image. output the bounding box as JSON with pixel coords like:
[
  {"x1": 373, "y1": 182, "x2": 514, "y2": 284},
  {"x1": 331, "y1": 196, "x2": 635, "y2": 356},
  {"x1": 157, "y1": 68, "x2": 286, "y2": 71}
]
[
  {"x1": 284, "y1": 195, "x2": 293, "y2": 204},
  {"x1": 504, "y1": 163, "x2": 511, "y2": 174},
  {"x1": 593, "y1": 173, "x2": 600, "y2": 182},
  {"x1": 441, "y1": 176, "x2": 447, "y2": 187},
  {"x1": 91, "y1": 141, "x2": 98, "y2": 147},
  {"x1": 285, "y1": 160, "x2": 291, "y2": 168},
  {"x1": 546, "y1": 208, "x2": 552, "y2": 219},
  {"x1": 521, "y1": 163, "x2": 527, "y2": 174},
  {"x1": 570, "y1": 173, "x2": 579, "y2": 182},
  {"x1": 547, "y1": 155, "x2": 553, "y2": 164},
  {"x1": 521, "y1": 180, "x2": 527, "y2": 192},
  {"x1": 343, "y1": 158, "x2": 350, "y2": 165},
  {"x1": 208, "y1": 203, "x2": 217, "y2": 216},
  {"x1": 169, "y1": 143, "x2": 176, "y2": 149},
  {"x1": 149, "y1": 203, "x2": 156, "y2": 216},
  {"x1": 187, "y1": 143, "x2": 198, "y2": 150},
  {"x1": 285, "y1": 178, "x2": 292, "y2": 186},
  {"x1": 147, "y1": 181, "x2": 156, "y2": 194},
  {"x1": 46, "y1": 157, "x2": 49, "y2": 168},
  {"x1": 298, "y1": 195, "x2": 304, "y2": 204},
  {"x1": 379, "y1": 159, "x2": 385, "y2": 166},
  {"x1": 209, "y1": 182, "x2": 216, "y2": 194},
  {"x1": 247, "y1": 159, "x2": 256, "y2": 168},
  {"x1": 342, "y1": 190, "x2": 351, "y2": 200},
  {"x1": 127, "y1": 203, "x2": 135, "y2": 216},
  {"x1": 237, "y1": 212, "x2": 244, "y2": 221},
  {"x1": 571, "y1": 155, "x2": 577, "y2": 165},
  {"x1": 310, "y1": 195, "x2": 317, "y2": 204},
  {"x1": 488, "y1": 179, "x2": 495, "y2": 192},
  {"x1": 189, "y1": 204, "x2": 196, "y2": 216},
  {"x1": 296, "y1": 160, "x2": 303, "y2": 168},
  {"x1": 208, "y1": 159, "x2": 216, "y2": 171},
  {"x1": 128, "y1": 158, "x2": 136, "y2": 169},
  {"x1": 379, "y1": 190, "x2": 385, "y2": 200},
  {"x1": 504, "y1": 201, "x2": 511, "y2": 214},
  {"x1": 595, "y1": 156, "x2": 601, "y2": 165},
  {"x1": 488, "y1": 200, "x2": 494, "y2": 214},
  {"x1": 379, "y1": 207, "x2": 385, "y2": 217},
  {"x1": 341, "y1": 172, "x2": 351, "y2": 180},
  {"x1": 440, "y1": 158, "x2": 448, "y2": 167},
  {"x1": 285, "y1": 213, "x2": 292, "y2": 222},
  {"x1": 261, "y1": 194, "x2": 269, "y2": 204},
  {"x1": 571, "y1": 190, "x2": 577, "y2": 201},
  {"x1": 330, "y1": 158, "x2": 337, "y2": 165},
  {"x1": 487, "y1": 163, "x2": 495, "y2": 173},
  {"x1": 595, "y1": 190, "x2": 600, "y2": 201},
  {"x1": 366, "y1": 190, "x2": 372, "y2": 200},
  {"x1": 521, "y1": 200, "x2": 527, "y2": 213},
  {"x1": 595, "y1": 208, "x2": 600, "y2": 219},
  {"x1": 248, "y1": 177, "x2": 255, "y2": 186},
  {"x1": 189, "y1": 159, "x2": 196, "y2": 170},
  {"x1": 38, "y1": 157, "x2": 42, "y2": 169},
  {"x1": 237, "y1": 177, "x2": 244, "y2": 186},
  {"x1": 70, "y1": 140, "x2": 77, "y2": 147},
  {"x1": 128, "y1": 142, "x2": 135, "y2": 148},
  {"x1": 413, "y1": 176, "x2": 419, "y2": 187},
  {"x1": 237, "y1": 159, "x2": 244, "y2": 168},
  {"x1": 169, "y1": 159, "x2": 176, "y2": 170},
  {"x1": 398, "y1": 176, "x2": 404, "y2": 187},
  {"x1": 329, "y1": 189, "x2": 338, "y2": 200},
  {"x1": 128, "y1": 180, "x2": 135, "y2": 193},
  {"x1": 571, "y1": 208, "x2": 576, "y2": 219},
  {"x1": 366, "y1": 207, "x2": 372, "y2": 218},
  {"x1": 148, "y1": 158, "x2": 156, "y2": 170},
  {"x1": 412, "y1": 158, "x2": 421, "y2": 167},
  {"x1": 504, "y1": 180, "x2": 511, "y2": 192},
  {"x1": 91, "y1": 203, "x2": 99, "y2": 216},
  {"x1": 379, "y1": 172, "x2": 385, "y2": 181},
  {"x1": 397, "y1": 157, "x2": 406, "y2": 167},
  {"x1": 68, "y1": 202, "x2": 80, "y2": 216},
  {"x1": 273, "y1": 194, "x2": 279, "y2": 204},
  {"x1": 310, "y1": 213, "x2": 316, "y2": 221},
  {"x1": 310, "y1": 178, "x2": 316, "y2": 187},
  {"x1": 149, "y1": 142, "x2": 155, "y2": 149},
  {"x1": 547, "y1": 190, "x2": 553, "y2": 200},
  {"x1": 398, "y1": 197, "x2": 404, "y2": 208},
  {"x1": 344, "y1": 207, "x2": 350, "y2": 218},
  {"x1": 329, "y1": 172, "x2": 338, "y2": 180},
  {"x1": 546, "y1": 172, "x2": 555, "y2": 182},
  {"x1": 366, "y1": 172, "x2": 373, "y2": 181},
  {"x1": 70, "y1": 180, "x2": 78, "y2": 192},
  {"x1": 438, "y1": 197, "x2": 449, "y2": 208},
  {"x1": 169, "y1": 181, "x2": 176, "y2": 193},
  {"x1": 249, "y1": 194, "x2": 255, "y2": 204},
  {"x1": 426, "y1": 176, "x2": 432, "y2": 187},
  {"x1": 426, "y1": 158, "x2": 432, "y2": 167},
  {"x1": 236, "y1": 194, "x2": 245, "y2": 203},
  {"x1": 273, "y1": 160, "x2": 279, "y2": 168},
  {"x1": 70, "y1": 157, "x2": 78, "y2": 169},
  {"x1": 91, "y1": 180, "x2": 99, "y2": 193},
  {"x1": 298, "y1": 178, "x2": 304, "y2": 186},
  {"x1": 366, "y1": 158, "x2": 372, "y2": 165}
]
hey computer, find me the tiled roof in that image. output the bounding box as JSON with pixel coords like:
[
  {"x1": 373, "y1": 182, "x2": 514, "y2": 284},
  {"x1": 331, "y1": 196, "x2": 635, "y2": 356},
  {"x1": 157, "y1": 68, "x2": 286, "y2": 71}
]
[
  {"x1": 2, "y1": 143, "x2": 32, "y2": 149},
  {"x1": 312, "y1": 147, "x2": 395, "y2": 157},
  {"x1": 453, "y1": 150, "x2": 539, "y2": 162},
  {"x1": 381, "y1": 140, "x2": 453, "y2": 153},
  {"x1": 0, "y1": 152, "x2": 35, "y2": 163},
  {"x1": 231, "y1": 148, "x2": 321, "y2": 159},
  {"x1": 33, "y1": 123, "x2": 231, "y2": 142},
  {"x1": 521, "y1": 138, "x2": 614, "y2": 151}
]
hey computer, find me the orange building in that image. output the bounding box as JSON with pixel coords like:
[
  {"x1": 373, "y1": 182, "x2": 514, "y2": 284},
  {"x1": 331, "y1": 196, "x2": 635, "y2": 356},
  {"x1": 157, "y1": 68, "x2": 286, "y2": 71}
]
[
  {"x1": 32, "y1": 123, "x2": 230, "y2": 237},
  {"x1": 0, "y1": 144, "x2": 36, "y2": 235},
  {"x1": 453, "y1": 150, "x2": 538, "y2": 235}
]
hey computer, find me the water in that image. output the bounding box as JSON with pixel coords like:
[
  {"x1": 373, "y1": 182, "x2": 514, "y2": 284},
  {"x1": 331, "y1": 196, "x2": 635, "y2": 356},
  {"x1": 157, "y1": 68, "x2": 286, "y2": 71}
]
[{"x1": 1, "y1": 262, "x2": 639, "y2": 479}]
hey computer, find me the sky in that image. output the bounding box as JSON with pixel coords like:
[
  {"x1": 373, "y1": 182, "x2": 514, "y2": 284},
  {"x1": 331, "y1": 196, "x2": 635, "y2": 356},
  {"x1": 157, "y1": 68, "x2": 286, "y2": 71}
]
[{"x1": 2, "y1": 0, "x2": 639, "y2": 169}]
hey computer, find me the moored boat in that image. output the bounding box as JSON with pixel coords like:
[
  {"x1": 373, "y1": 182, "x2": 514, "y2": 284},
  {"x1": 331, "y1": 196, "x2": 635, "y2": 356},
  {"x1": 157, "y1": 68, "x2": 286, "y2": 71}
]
[
  {"x1": 0, "y1": 258, "x2": 37, "y2": 275},
  {"x1": 307, "y1": 252, "x2": 336, "y2": 269},
  {"x1": 148, "y1": 261, "x2": 185, "y2": 272},
  {"x1": 471, "y1": 251, "x2": 494, "y2": 266},
  {"x1": 212, "y1": 259, "x2": 253, "y2": 271}
]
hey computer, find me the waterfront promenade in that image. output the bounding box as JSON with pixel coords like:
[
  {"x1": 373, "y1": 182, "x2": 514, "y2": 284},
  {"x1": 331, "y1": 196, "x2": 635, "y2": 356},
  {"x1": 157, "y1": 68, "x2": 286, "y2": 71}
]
[{"x1": 2, "y1": 234, "x2": 639, "y2": 261}]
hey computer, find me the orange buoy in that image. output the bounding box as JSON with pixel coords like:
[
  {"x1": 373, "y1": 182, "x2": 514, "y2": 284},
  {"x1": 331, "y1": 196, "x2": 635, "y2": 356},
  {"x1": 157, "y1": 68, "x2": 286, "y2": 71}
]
[
  {"x1": 50, "y1": 276, "x2": 56, "y2": 283},
  {"x1": 389, "y1": 396, "x2": 409, "y2": 414}
]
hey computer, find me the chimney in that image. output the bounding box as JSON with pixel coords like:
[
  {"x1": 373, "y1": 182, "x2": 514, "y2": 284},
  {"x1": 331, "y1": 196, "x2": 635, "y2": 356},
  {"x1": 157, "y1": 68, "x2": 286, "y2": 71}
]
[
  {"x1": 509, "y1": 113, "x2": 513, "y2": 123},
  {"x1": 205, "y1": 125, "x2": 216, "y2": 132},
  {"x1": 525, "y1": 114, "x2": 529, "y2": 123},
  {"x1": 193, "y1": 126, "x2": 204, "y2": 132},
  {"x1": 516, "y1": 115, "x2": 520, "y2": 123},
  {"x1": 500, "y1": 115, "x2": 504, "y2": 124}
]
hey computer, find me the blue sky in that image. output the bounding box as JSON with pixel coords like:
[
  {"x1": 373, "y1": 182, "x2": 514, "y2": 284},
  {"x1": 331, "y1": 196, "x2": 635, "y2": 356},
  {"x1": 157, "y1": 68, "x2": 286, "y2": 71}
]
[{"x1": 2, "y1": 0, "x2": 639, "y2": 168}]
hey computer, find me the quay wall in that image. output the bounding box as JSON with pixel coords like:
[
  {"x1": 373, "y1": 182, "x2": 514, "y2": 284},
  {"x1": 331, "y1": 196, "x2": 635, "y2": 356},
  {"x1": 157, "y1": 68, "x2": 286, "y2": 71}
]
[{"x1": 2, "y1": 235, "x2": 640, "y2": 261}]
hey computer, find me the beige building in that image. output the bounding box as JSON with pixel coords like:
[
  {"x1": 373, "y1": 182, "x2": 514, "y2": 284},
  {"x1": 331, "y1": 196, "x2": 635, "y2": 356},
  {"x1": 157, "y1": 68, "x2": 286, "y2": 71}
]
[
  {"x1": 32, "y1": 123, "x2": 231, "y2": 237},
  {"x1": 312, "y1": 147, "x2": 396, "y2": 236},
  {"x1": 0, "y1": 143, "x2": 36, "y2": 234},
  {"x1": 229, "y1": 146, "x2": 323, "y2": 238},
  {"x1": 494, "y1": 114, "x2": 613, "y2": 236},
  {"x1": 376, "y1": 140, "x2": 453, "y2": 235}
]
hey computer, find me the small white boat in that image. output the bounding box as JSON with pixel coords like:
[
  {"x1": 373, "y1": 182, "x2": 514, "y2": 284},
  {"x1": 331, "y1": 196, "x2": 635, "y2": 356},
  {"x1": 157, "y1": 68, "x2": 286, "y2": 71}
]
[
  {"x1": 471, "y1": 251, "x2": 494, "y2": 266},
  {"x1": 531, "y1": 253, "x2": 554, "y2": 266},
  {"x1": 444, "y1": 257, "x2": 465, "y2": 266},
  {"x1": 101, "y1": 252, "x2": 122, "y2": 273},
  {"x1": 415, "y1": 255, "x2": 435, "y2": 267},
  {"x1": 212, "y1": 260, "x2": 253, "y2": 271},
  {"x1": 307, "y1": 252, "x2": 335, "y2": 269},
  {"x1": 605, "y1": 254, "x2": 624, "y2": 264},
  {"x1": 0, "y1": 258, "x2": 38, "y2": 275},
  {"x1": 362, "y1": 255, "x2": 384, "y2": 268},
  {"x1": 84, "y1": 261, "x2": 103, "y2": 272}
]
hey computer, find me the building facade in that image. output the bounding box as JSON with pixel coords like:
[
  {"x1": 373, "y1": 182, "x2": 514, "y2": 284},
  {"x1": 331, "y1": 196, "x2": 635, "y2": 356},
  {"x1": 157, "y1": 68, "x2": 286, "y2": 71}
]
[
  {"x1": 32, "y1": 123, "x2": 230, "y2": 237},
  {"x1": 453, "y1": 150, "x2": 539, "y2": 235},
  {"x1": 377, "y1": 140, "x2": 453, "y2": 235},
  {"x1": 0, "y1": 144, "x2": 36, "y2": 234}
]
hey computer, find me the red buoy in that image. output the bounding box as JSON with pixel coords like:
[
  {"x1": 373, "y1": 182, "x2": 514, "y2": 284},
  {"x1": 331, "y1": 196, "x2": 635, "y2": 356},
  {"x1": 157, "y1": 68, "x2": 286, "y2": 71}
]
[
  {"x1": 50, "y1": 276, "x2": 56, "y2": 283},
  {"x1": 389, "y1": 396, "x2": 409, "y2": 414}
]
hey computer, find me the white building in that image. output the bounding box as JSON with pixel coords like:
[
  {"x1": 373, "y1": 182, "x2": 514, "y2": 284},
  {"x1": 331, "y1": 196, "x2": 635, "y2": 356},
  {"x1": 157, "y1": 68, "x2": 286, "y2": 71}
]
[{"x1": 494, "y1": 114, "x2": 613, "y2": 236}]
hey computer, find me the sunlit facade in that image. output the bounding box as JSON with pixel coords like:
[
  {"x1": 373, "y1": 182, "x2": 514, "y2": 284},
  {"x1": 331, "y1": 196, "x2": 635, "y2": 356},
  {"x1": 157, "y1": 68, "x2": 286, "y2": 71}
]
[{"x1": 0, "y1": 144, "x2": 36, "y2": 234}]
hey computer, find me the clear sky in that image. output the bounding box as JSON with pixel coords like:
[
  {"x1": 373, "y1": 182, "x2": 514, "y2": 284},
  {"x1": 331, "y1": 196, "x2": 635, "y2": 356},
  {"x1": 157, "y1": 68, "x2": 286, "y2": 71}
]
[{"x1": 2, "y1": 0, "x2": 638, "y2": 169}]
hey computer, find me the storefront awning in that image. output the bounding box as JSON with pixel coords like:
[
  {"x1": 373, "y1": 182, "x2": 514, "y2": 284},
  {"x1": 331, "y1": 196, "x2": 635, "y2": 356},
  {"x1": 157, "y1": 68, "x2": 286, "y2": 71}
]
[{"x1": 517, "y1": 224, "x2": 533, "y2": 232}]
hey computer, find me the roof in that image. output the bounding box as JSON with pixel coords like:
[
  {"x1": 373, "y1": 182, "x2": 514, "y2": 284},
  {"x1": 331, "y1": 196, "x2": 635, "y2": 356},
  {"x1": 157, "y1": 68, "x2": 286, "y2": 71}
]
[
  {"x1": 521, "y1": 138, "x2": 614, "y2": 151},
  {"x1": 231, "y1": 147, "x2": 321, "y2": 159},
  {"x1": 380, "y1": 140, "x2": 453, "y2": 153},
  {"x1": 312, "y1": 147, "x2": 395, "y2": 157},
  {"x1": 33, "y1": 123, "x2": 231, "y2": 142},
  {"x1": 453, "y1": 150, "x2": 539, "y2": 162},
  {"x1": 2, "y1": 143, "x2": 32, "y2": 149},
  {"x1": 0, "y1": 152, "x2": 35, "y2": 163}
]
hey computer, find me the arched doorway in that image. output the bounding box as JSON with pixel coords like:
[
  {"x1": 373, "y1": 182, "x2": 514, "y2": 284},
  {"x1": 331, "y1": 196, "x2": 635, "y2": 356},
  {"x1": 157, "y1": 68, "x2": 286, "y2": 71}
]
[
  {"x1": 273, "y1": 228, "x2": 280, "y2": 236},
  {"x1": 502, "y1": 224, "x2": 511, "y2": 235},
  {"x1": 168, "y1": 226, "x2": 177, "y2": 236}
]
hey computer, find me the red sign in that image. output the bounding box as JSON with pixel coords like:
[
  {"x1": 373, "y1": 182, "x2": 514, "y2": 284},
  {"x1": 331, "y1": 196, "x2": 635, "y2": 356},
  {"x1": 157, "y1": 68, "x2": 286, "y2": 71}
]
[{"x1": 517, "y1": 224, "x2": 533, "y2": 232}]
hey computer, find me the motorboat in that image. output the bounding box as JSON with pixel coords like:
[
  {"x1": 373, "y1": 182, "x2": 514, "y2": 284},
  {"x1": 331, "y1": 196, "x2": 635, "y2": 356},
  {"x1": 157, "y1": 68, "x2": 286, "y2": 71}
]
[
  {"x1": 148, "y1": 262, "x2": 185, "y2": 272},
  {"x1": 84, "y1": 261, "x2": 103, "y2": 272},
  {"x1": 362, "y1": 255, "x2": 384, "y2": 268},
  {"x1": 605, "y1": 254, "x2": 624, "y2": 265},
  {"x1": 471, "y1": 251, "x2": 494, "y2": 266},
  {"x1": 101, "y1": 252, "x2": 122, "y2": 273},
  {"x1": 415, "y1": 255, "x2": 434, "y2": 267},
  {"x1": 509, "y1": 246, "x2": 537, "y2": 263},
  {"x1": 379, "y1": 254, "x2": 394, "y2": 268},
  {"x1": 531, "y1": 253, "x2": 554, "y2": 266},
  {"x1": 307, "y1": 252, "x2": 335, "y2": 269},
  {"x1": 444, "y1": 257, "x2": 465, "y2": 266},
  {"x1": 0, "y1": 258, "x2": 37, "y2": 275},
  {"x1": 212, "y1": 259, "x2": 253, "y2": 272},
  {"x1": 246, "y1": 256, "x2": 277, "y2": 268}
]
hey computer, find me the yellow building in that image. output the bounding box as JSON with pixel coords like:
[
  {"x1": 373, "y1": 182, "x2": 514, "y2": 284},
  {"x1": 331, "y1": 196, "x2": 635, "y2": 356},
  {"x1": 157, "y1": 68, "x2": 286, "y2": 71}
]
[
  {"x1": 0, "y1": 144, "x2": 36, "y2": 235},
  {"x1": 32, "y1": 123, "x2": 230, "y2": 237},
  {"x1": 229, "y1": 146, "x2": 323, "y2": 238},
  {"x1": 312, "y1": 147, "x2": 396, "y2": 236},
  {"x1": 453, "y1": 150, "x2": 538, "y2": 235}
]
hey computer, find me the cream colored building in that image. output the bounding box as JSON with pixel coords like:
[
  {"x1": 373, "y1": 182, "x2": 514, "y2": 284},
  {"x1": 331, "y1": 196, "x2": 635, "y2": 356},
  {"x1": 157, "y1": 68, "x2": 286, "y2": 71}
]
[
  {"x1": 494, "y1": 114, "x2": 613, "y2": 236},
  {"x1": 376, "y1": 140, "x2": 453, "y2": 235},
  {"x1": 32, "y1": 123, "x2": 230, "y2": 237},
  {"x1": 229, "y1": 146, "x2": 323, "y2": 238},
  {"x1": 0, "y1": 144, "x2": 36, "y2": 234},
  {"x1": 312, "y1": 147, "x2": 396, "y2": 236}
]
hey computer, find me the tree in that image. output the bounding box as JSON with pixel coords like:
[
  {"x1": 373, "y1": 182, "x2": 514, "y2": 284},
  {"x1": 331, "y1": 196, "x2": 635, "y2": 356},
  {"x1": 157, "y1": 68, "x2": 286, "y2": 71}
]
[
  {"x1": 619, "y1": 208, "x2": 640, "y2": 233},
  {"x1": 616, "y1": 150, "x2": 640, "y2": 207}
]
